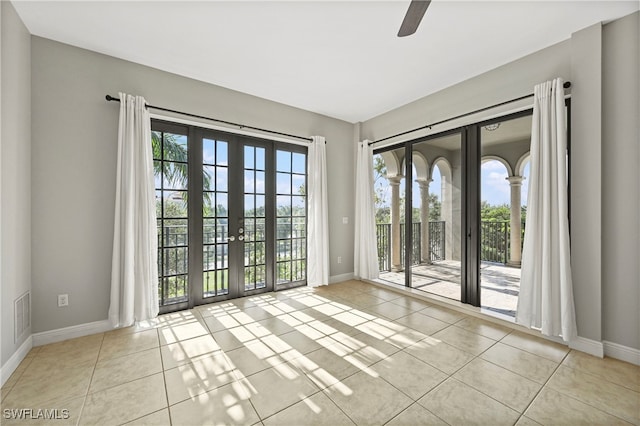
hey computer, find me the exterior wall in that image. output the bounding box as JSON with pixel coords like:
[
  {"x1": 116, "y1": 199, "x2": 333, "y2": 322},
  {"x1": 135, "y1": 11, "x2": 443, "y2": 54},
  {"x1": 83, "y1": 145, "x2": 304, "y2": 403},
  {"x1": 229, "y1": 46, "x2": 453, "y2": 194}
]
[
  {"x1": 1, "y1": 1, "x2": 32, "y2": 367},
  {"x1": 30, "y1": 37, "x2": 354, "y2": 333}
]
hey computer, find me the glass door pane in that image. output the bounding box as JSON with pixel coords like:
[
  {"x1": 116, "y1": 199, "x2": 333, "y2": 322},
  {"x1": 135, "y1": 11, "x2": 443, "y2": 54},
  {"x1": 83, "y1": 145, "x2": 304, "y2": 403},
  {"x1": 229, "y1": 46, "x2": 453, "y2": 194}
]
[
  {"x1": 202, "y1": 137, "x2": 230, "y2": 298},
  {"x1": 373, "y1": 148, "x2": 406, "y2": 286},
  {"x1": 243, "y1": 144, "x2": 268, "y2": 291},
  {"x1": 409, "y1": 133, "x2": 463, "y2": 300},
  {"x1": 153, "y1": 127, "x2": 190, "y2": 310},
  {"x1": 480, "y1": 114, "x2": 531, "y2": 317},
  {"x1": 275, "y1": 148, "x2": 307, "y2": 286}
]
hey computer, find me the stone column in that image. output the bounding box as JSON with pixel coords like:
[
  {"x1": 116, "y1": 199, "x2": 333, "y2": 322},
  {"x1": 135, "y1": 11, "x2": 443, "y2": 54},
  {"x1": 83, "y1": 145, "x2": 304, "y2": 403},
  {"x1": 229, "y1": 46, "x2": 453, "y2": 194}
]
[
  {"x1": 388, "y1": 175, "x2": 403, "y2": 272},
  {"x1": 507, "y1": 176, "x2": 523, "y2": 267},
  {"x1": 417, "y1": 179, "x2": 432, "y2": 264}
]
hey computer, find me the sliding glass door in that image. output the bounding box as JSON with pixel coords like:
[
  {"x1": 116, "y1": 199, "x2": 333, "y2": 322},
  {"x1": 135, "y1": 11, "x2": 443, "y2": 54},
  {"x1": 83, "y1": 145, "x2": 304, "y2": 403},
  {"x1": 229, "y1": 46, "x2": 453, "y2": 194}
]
[
  {"x1": 153, "y1": 120, "x2": 307, "y2": 313},
  {"x1": 373, "y1": 112, "x2": 533, "y2": 311}
]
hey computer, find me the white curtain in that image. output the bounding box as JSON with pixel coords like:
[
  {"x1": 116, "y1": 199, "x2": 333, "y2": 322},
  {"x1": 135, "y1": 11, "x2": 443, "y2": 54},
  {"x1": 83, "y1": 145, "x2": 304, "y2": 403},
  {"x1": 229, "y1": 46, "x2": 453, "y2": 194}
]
[
  {"x1": 307, "y1": 136, "x2": 329, "y2": 287},
  {"x1": 516, "y1": 78, "x2": 577, "y2": 342},
  {"x1": 354, "y1": 140, "x2": 380, "y2": 280},
  {"x1": 108, "y1": 93, "x2": 159, "y2": 328}
]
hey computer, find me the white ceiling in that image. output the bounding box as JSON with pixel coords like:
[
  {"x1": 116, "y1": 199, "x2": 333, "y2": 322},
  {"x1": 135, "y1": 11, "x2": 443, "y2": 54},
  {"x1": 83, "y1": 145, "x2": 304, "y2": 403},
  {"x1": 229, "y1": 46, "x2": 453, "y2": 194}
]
[{"x1": 12, "y1": 0, "x2": 639, "y2": 123}]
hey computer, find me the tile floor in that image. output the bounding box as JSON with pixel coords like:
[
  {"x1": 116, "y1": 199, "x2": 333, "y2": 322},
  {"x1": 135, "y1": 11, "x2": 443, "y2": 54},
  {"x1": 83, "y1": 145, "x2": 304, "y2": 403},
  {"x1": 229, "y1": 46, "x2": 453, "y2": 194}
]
[{"x1": 1, "y1": 280, "x2": 639, "y2": 425}]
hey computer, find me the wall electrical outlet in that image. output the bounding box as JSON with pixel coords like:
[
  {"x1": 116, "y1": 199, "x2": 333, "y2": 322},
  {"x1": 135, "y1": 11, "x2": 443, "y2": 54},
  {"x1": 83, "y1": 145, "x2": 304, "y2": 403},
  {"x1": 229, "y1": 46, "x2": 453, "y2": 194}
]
[
  {"x1": 58, "y1": 294, "x2": 69, "y2": 307},
  {"x1": 337, "y1": 256, "x2": 342, "y2": 264}
]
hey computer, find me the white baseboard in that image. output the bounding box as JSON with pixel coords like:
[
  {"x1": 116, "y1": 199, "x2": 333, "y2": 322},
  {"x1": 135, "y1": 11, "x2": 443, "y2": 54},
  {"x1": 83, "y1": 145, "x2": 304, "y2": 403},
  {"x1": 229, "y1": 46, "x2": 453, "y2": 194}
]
[
  {"x1": 569, "y1": 336, "x2": 604, "y2": 358},
  {"x1": 32, "y1": 319, "x2": 113, "y2": 347},
  {"x1": 329, "y1": 272, "x2": 355, "y2": 284},
  {"x1": 1, "y1": 335, "x2": 33, "y2": 387},
  {"x1": 604, "y1": 340, "x2": 640, "y2": 366}
]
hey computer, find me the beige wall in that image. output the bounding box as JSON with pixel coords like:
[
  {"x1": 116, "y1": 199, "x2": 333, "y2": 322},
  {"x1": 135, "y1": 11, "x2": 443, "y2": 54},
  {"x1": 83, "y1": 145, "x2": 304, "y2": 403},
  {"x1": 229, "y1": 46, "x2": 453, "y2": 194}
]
[
  {"x1": 601, "y1": 12, "x2": 640, "y2": 350},
  {"x1": 1, "y1": 1, "x2": 32, "y2": 367},
  {"x1": 30, "y1": 37, "x2": 354, "y2": 333}
]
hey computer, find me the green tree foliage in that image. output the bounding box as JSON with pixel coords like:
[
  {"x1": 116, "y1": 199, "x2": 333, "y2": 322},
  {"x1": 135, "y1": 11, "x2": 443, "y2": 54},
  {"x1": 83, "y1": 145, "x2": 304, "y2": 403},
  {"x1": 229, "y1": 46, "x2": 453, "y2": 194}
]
[{"x1": 481, "y1": 201, "x2": 527, "y2": 223}]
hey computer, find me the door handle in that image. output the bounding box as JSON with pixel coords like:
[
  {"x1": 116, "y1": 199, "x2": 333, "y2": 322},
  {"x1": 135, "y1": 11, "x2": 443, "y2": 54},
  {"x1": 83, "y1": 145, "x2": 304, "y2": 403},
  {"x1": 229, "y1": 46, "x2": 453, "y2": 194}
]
[
  {"x1": 238, "y1": 235, "x2": 245, "y2": 241},
  {"x1": 227, "y1": 235, "x2": 236, "y2": 242}
]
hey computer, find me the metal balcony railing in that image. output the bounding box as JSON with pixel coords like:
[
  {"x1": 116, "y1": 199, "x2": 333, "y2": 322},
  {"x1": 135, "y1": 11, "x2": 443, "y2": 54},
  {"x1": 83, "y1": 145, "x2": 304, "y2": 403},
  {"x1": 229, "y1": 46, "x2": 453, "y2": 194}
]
[
  {"x1": 376, "y1": 221, "x2": 445, "y2": 272},
  {"x1": 376, "y1": 220, "x2": 524, "y2": 271}
]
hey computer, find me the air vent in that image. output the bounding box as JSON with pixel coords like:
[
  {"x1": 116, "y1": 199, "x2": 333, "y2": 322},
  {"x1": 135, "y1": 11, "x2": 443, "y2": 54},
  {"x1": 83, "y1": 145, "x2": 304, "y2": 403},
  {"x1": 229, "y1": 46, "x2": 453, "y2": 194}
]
[{"x1": 15, "y1": 291, "x2": 30, "y2": 343}]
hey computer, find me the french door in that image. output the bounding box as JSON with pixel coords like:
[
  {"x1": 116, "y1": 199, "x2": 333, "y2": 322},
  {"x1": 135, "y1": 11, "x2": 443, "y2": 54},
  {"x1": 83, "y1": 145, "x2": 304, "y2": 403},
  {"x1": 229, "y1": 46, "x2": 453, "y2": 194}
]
[{"x1": 153, "y1": 120, "x2": 307, "y2": 313}]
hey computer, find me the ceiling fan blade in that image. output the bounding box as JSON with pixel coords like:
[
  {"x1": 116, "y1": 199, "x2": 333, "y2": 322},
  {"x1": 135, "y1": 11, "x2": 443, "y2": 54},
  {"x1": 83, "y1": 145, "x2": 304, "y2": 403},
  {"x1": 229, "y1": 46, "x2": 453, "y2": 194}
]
[{"x1": 398, "y1": 0, "x2": 431, "y2": 37}]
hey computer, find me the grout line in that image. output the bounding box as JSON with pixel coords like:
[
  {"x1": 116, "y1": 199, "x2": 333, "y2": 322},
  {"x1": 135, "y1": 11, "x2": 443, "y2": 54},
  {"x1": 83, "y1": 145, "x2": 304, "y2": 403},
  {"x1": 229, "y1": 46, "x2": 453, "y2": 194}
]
[
  {"x1": 513, "y1": 348, "x2": 572, "y2": 424},
  {"x1": 75, "y1": 332, "x2": 106, "y2": 425}
]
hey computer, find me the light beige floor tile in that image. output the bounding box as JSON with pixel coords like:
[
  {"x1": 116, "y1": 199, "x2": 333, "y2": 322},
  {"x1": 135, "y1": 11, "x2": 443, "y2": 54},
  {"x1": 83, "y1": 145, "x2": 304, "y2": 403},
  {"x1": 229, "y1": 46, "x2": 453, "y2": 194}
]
[
  {"x1": 418, "y1": 378, "x2": 520, "y2": 426},
  {"x1": 254, "y1": 316, "x2": 296, "y2": 336},
  {"x1": 3, "y1": 365, "x2": 94, "y2": 408},
  {"x1": 226, "y1": 340, "x2": 289, "y2": 378},
  {"x1": 1, "y1": 357, "x2": 33, "y2": 395},
  {"x1": 421, "y1": 305, "x2": 467, "y2": 324},
  {"x1": 28, "y1": 345, "x2": 100, "y2": 373},
  {"x1": 331, "y1": 310, "x2": 372, "y2": 328},
  {"x1": 386, "y1": 402, "x2": 447, "y2": 426},
  {"x1": 356, "y1": 317, "x2": 428, "y2": 349},
  {"x1": 289, "y1": 346, "x2": 362, "y2": 390},
  {"x1": 262, "y1": 391, "x2": 355, "y2": 426},
  {"x1": 389, "y1": 296, "x2": 431, "y2": 312},
  {"x1": 394, "y1": 311, "x2": 450, "y2": 335},
  {"x1": 323, "y1": 370, "x2": 413, "y2": 425},
  {"x1": 480, "y1": 342, "x2": 559, "y2": 384},
  {"x1": 454, "y1": 358, "x2": 542, "y2": 412},
  {"x1": 169, "y1": 382, "x2": 259, "y2": 426},
  {"x1": 1, "y1": 394, "x2": 84, "y2": 426},
  {"x1": 232, "y1": 306, "x2": 277, "y2": 323},
  {"x1": 158, "y1": 319, "x2": 210, "y2": 345},
  {"x1": 525, "y1": 387, "x2": 633, "y2": 426},
  {"x1": 361, "y1": 286, "x2": 404, "y2": 301},
  {"x1": 99, "y1": 329, "x2": 159, "y2": 361},
  {"x1": 373, "y1": 350, "x2": 447, "y2": 400},
  {"x1": 90, "y1": 347, "x2": 163, "y2": 393},
  {"x1": 277, "y1": 329, "x2": 323, "y2": 354},
  {"x1": 37, "y1": 333, "x2": 104, "y2": 355},
  {"x1": 211, "y1": 326, "x2": 261, "y2": 352},
  {"x1": 345, "y1": 292, "x2": 386, "y2": 308},
  {"x1": 546, "y1": 365, "x2": 640, "y2": 424},
  {"x1": 432, "y1": 325, "x2": 497, "y2": 356},
  {"x1": 314, "y1": 318, "x2": 363, "y2": 337},
  {"x1": 242, "y1": 365, "x2": 320, "y2": 419},
  {"x1": 514, "y1": 416, "x2": 543, "y2": 426},
  {"x1": 160, "y1": 334, "x2": 222, "y2": 369},
  {"x1": 455, "y1": 316, "x2": 512, "y2": 340},
  {"x1": 501, "y1": 330, "x2": 569, "y2": 363},
  {"x1": 257, "y1": 334, "x2": 308, "y2": 363},
  {"x1": 155, "y1": 309, "x2": 202, "y2": 326},
  {"x1": 124, "y1": 408, "x2": 170, "y2": 425},
  {"x1": 365, "y1": 301, "x2": 414, "y2": 320},
  {"x1": 80, "y1": 373, "x2": 167, "y2": 425},
  {"x1": 405, "y1": 336, "x2": 475, "y2": 374},
  {"x1": 343, "y1": 331, "x2": 400, "y2": 359},
  {"x1": 562, "y1": 350, "x2": 640, "y2": 392},
  {"x1": 164, "y1": 351, "x2": 236, "y2": 405}
]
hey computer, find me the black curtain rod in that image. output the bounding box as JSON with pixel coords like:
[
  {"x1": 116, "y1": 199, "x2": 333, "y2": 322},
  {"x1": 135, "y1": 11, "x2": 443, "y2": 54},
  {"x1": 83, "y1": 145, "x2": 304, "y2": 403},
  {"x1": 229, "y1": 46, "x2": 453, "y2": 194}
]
[
  {"x1": 105, "y1": 95, "x2": 314, "y2": 142},
  {"x1": 369, "y1": 81, "x2": 571, "y2": 145}
]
